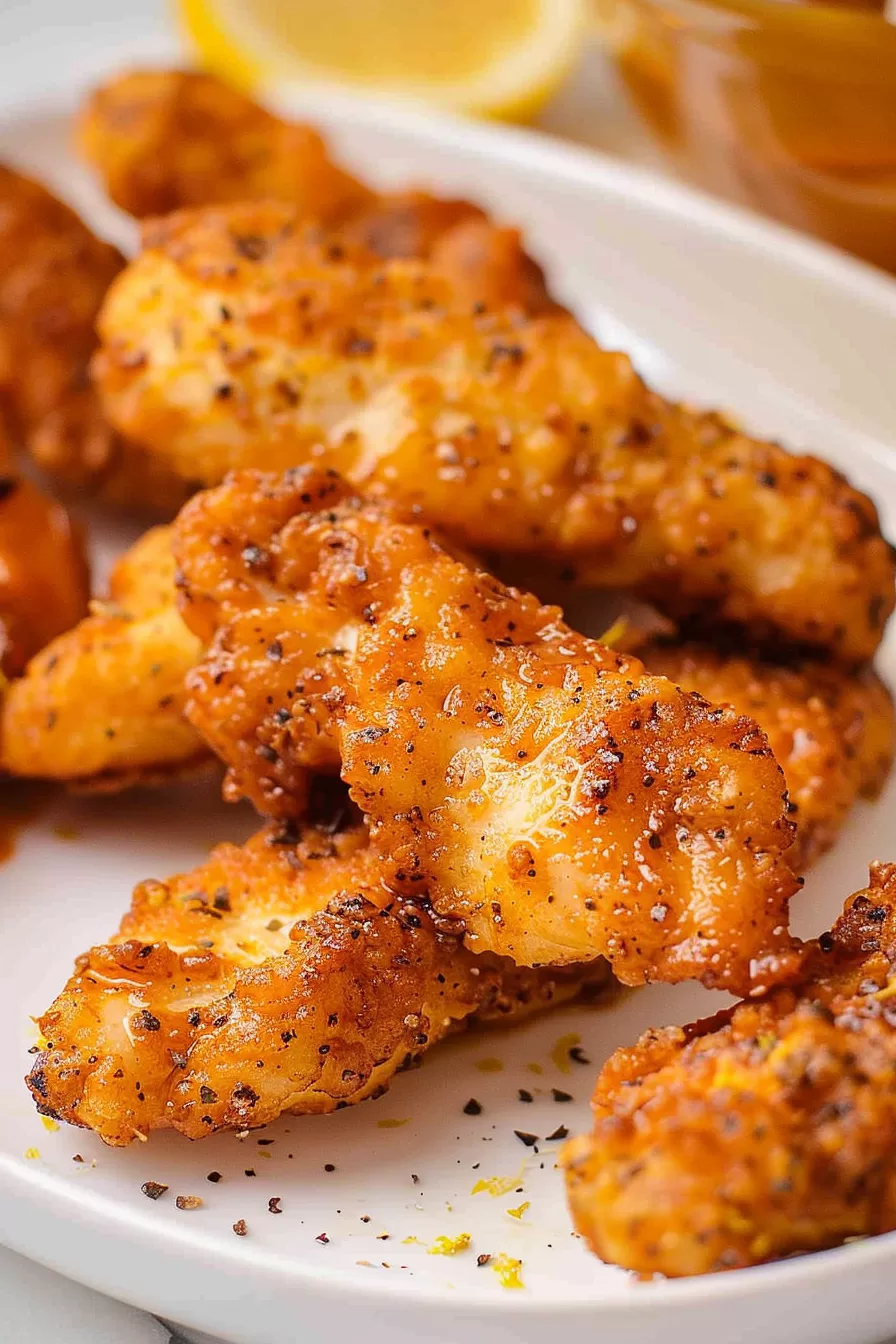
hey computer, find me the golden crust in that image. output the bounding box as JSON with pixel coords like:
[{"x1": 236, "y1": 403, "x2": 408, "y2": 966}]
[
  {"x1": 0, "y1": 524, "x2": 206, "y2": 787},
  {"x1": 77, "y1": 69, "x2": 553, "y2": 314},
  {"x1": 27, "y1": 820, "x2": 609, "y2": 1145},
  {"x1": 642, "y1": 640, "x2": 895, "y2": 869},
  {"x1": 95, "y1": 202, "x2": 894, "y2": 659},
  {"x1": 563, "y1": 863, "x2": 896, "y2": 1276},
  {"x1": 173, "y1": 467, "x2": 800, "y2": 991},
  {"x1": 0, "y1": 462, "x2": 89, "y2": 678},
  {"x1": 0, "y1": 162, "x2": 187, "y2": 514}
]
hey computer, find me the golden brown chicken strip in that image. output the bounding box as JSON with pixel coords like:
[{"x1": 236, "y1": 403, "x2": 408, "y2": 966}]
[
  {"x1": 77, "y1": 69, "x2": 552, "y2": 313},
  {"x1": 27, "y1": 818, "x2": 610, "y2": 1145},
  {"x1": 563, "y1": 862, "x2": 896, "y2": 1276},
  {"x1": 641, "y1": 640, "x2": 895, "y2": 870},
  {"x1": 0, "y1": 524, "x2": 206, "y2": 789},
  {"x1": 172, "y1": 467, "x2": 800, "y2": 990},
  {"x1": 0, "y1": 162, "x2": 189, "y2": 514},
  {"x1": 96, "y1": 203, "x2": 894, "y2": 660},
  {"x1": 0, "y1": 449, "x2": 89, "y2": 678}
]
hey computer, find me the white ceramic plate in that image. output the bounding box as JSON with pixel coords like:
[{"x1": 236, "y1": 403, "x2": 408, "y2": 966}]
[{"x1": 3, "y1": 16, "x2": 896, "y2": 1344}]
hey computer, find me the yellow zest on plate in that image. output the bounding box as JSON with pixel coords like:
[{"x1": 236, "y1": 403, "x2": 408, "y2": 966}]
[
  {"x1": 428, "y1": 1233, "x2": 472, "y2": 1256},
  {"x1": 491, "y1": 1254, "x2": 525, "y2": 1288},
  {"x1": 474, "y1": 1057, "x2": 504, "y2": 1074},
  {"x1": 177, "y1": 0, "x2": 585, "y2": 120},
  {"x1": 506, "y1": 1201, "x2": 530, "y2": 1220},
  {"x1": 472, "y1": 1162, "x2": 526, "y2": 1197},
  {"x1": 376, "y1": 1117, "x2": 411, "y2": 1129}
]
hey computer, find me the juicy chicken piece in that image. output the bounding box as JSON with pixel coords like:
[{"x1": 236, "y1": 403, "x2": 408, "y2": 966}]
[
  {"x1": 563, "y1": 863, "x2": 896, "y2": 1276},
  {"x1": 0, "y1": 442, "x2": 89, "y2": 677},
  {"x1": 96, "y1": 203, "x2": 894, "y2": 660},
  {"x1": 0, "y1": 162, "x2": 189, "y2": 515},
  {"x1": 27, "y1": 819, "x2": 610, "y2": 1145},
  {"x1": 173, "y1": 468, "x2": 800, "y2": 990},
  {"x1": 642, "y1": 640, "x2": 895, "y2": 870},
  {"x1": 77, "y1": 69, "x2": 552, "y2": 313},
  {"x1": 0, "y1": 525, "x2": 207, "y2": 789}
]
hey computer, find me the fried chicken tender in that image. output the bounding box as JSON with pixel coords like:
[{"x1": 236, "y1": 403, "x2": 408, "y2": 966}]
[
  {"x1": 0, "y1": 449, "x2": 89, "y2": 678},
  {"x1": 642, "y1": 640, "x2": 895, "y2": 870},
  {"x1": 563, "y1": 862, "x2": 896, "y2": 1276},
  {"x1": 0, "y1": 162, "x2": 189, "y2": 514},
  {"x1": 0, "y1": 525, "x2": 206, "y2": 789},
  {"x1": 173, "y1": 467, "x2": 800, "y2": 990},
  {"x1": 77, "y1": 69, "x2": 552, "y2": 314},
  {"x1": 27, "y1": 818, "x2": 610, "y2": 1145},
  {"x1": 95, "y1": 202, "x2": 894, "y2": 660}
]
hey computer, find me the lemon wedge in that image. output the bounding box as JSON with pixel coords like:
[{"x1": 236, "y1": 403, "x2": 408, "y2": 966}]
[{"x1": 177, "y1": 0, "x2": 585, "y2": 120}]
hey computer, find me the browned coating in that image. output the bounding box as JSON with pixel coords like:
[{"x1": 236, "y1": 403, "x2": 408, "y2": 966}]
[
  {"x1": 0, "y1": 162, "x2": 189, "y2": 514},
  {"x1": 563, "y1": 863, "x2": 896, "y2": 1276},
  {"x1": 27, "y1": 820, "x2": 609, "y2": 1145},
  {"x1": 0, "y1": 524, "x2": 206, "y2": 787},
  {"x1": 95, "y1": 201, "x2": 894, "y2": 660},
  {"x1": 77, "y1": 68, "x2": 553, "y2": 313},
  {"x1": 173, "y1": 467, "x2": 801, "y2": 990},
  {"x1": 0, "y1": 433, "x2": 89, "y2": 677},
  {"x1": 642, "y1": 640, "x2": 895, "y2": 870}
]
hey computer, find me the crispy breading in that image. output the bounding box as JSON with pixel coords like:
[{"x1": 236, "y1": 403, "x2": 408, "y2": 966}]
[
  {"x1": 0, "y1": 162, "x2": 189, "y2": 515},
  {"x1": 642, "y1": 640, "x2": 895, "y2": 869},
  {"x1": 563, "y1": 863, "x2": 896, "y2": 1276},
  {"x1": 95, "y1": 202, "x2": 894, "y2": 659},
  {"x1": 0, "y1": 460, "x2": 89, "y2": 678},
  {"x1": 26, "y1": 819, "x2": 610, "y2": 1145},
  {"x1": 77, "y1": 69, "x2": 553, "y2": 313},
  {"x1": 0, "y1": 524, "x2": 207, "y2": 789},
  {"x1": 173, "y1": 468, "x2": 800, "y2": 990}
]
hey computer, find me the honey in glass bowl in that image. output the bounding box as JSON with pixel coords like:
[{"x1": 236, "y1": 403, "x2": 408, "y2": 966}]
[{"x1": 595, "y1": 0, "x2": 896, "y2": 272}]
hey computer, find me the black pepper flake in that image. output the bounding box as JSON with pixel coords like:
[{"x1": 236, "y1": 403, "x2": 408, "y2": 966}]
[
  {"x1": 513, "y1": 1130, "x2": 538, "y2": 1147},
  {"x1": 463, "y1": 1098, "x2": 482, "y2": 1115},
  {"x1": 324, "y1": 1163, "x2": 336, "y2": 1172},
  {"x1": 233, "y1": 1219, "x2": 248, "y2": 1237},
  {"x1": 518, "y1": 1089, "x2": 533, "y2": 1103},
  {"x1": 569, "y1": 1046, "x2": 591, "y2": 1066},
  {"x1": 257, "y1": 1138, "x2": 275, "y2": 1145},
  {"x1": 245, "y1": 1168, "x2": 257, "y2": 1178},
  {"x1": 316, "y1": 1232, "x2": 330, "y2": 1244},
  {"x1": 141, "y1": 1181, "x2": 168, "y2": 1200},
  {"x1": 134, "y1": 1010, "x2": 161, "y2": 1032},
  {"x1": 551, "y1": 1089, "x2": 573, "y2": 1103},
  {"x1": 477, "y1": 1254, "x2": 492, "y2": 1267},
  {"x1": 411, "y1": 1174, "x2": 419, "y2": 1184},
  {"x1": 207, "y1": 1171, "x2": 223, "y2": 1183},
  {"x1": 268, "y1": 1197, "x2": 283, "y2": 1214},
  {"x1": 546, "y1": 1125, "x2": 569, "y2": 1141}
]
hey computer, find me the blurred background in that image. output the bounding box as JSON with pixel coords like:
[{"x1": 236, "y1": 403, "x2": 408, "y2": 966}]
[{"x1": 4, "y1": 0, "x2": 896, "y2": 274}]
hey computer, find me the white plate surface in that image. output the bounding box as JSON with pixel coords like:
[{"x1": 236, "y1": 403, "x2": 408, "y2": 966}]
[{"x1": 2, "y1": 16, "x2": 896, "y2": 1344}]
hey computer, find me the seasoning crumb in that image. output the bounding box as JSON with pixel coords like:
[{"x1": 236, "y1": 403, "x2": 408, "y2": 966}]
[
  {"x1": 316, "y1": 1232, "x2": 330, "y2": 1244},
  {"x1": 546, "y1": 1125, "x2": 569, "y2": 1142},
  {"x1": 360, "y1": 1215, "x2": 371, "y2": 1223},
  {"x1": 268, "y1": 1197, "x2": 283, "y2": 1214},
  {"x1": 428, "y1": 1233, "x2": 471, "y2": 1256},
  {"x1": 477, "y1": 1253, "x2": 492, "y2": 1267},
  {"x1": 463, "y1": 1098, "x2": 482, "y2": 1116},
  {"x1": 517, "y1": 1089, "x2": 533, "y2": 1104},
  {"x1": 506, "y1": 1202, "x2": 530, "y2": 1220},
  {"x1": 141, "y1": 1180, "x2": 168, "y2": 1200},
  {"x1": 207, "y1": 1171, "x2": 223, "y2": 1183},
  {"x1": 513, "y1": 1131, "x2": 538, "y2": 1148},
  {"x1": 72, "y1": 1154, "x2": 84, "y2": 1164},
  {"x1": 232, "y1": 1219, "x2": 248, "y2": 1237},
  {"x1": 324, "y1": 1163, "x2": 336, "y2": 1172},
  {"x1": 175, "y1": 1195, "x2": 203, "y2": 1210},
  {"x1": 551, "y1": 1089, "x2": 573, "y2": 1103}
]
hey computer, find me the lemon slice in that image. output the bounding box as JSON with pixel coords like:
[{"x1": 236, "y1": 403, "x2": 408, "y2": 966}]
[{"x1": 177, "y1": 0, "x2": 585, "y2": 121}]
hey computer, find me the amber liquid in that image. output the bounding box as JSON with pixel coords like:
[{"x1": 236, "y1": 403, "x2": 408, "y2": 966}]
[{"x1": 600, "y1": 0, "x2": 896, "y2": 272}]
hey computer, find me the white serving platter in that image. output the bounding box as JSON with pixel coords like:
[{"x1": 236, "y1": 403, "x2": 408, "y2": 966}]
[{"x1": 2, "y1": 14, "x2": 896, "y2": 1344}]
